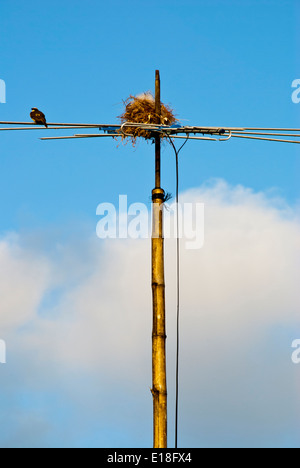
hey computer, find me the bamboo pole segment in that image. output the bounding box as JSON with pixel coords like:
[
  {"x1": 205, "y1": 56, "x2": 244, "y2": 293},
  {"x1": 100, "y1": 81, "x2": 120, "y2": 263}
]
[{"x1": 151, "y1": 70, "x2": 167, "y2": 448}]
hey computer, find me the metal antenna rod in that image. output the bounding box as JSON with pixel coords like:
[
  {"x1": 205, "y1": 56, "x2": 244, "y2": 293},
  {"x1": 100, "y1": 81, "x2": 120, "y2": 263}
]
[
  {"x1": 0, "y1": 121, "x2": 113, "y2": 127},
  {"x1": 151, "y1": 70, "x2": 167, "y2": 449}
]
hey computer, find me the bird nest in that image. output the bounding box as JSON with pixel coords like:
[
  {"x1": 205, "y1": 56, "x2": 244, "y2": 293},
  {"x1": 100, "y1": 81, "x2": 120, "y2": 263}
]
[{"x1": 118, "y1": 92, "x2": 177, "y2": 145}]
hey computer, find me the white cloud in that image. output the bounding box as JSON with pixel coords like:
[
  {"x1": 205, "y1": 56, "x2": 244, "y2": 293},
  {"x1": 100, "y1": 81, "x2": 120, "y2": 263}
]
[
  {"x1": 0, "y1": 234, "x2": 51, "y2": 330},
  {"x1": 0, "y1": 180, "x2": 300, "y2": 447}
]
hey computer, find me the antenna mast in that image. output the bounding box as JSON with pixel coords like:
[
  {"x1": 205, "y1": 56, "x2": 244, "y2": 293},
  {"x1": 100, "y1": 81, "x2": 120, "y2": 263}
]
[{"x1": 151, "y1": 70, "x2": 167, "y2": 448}]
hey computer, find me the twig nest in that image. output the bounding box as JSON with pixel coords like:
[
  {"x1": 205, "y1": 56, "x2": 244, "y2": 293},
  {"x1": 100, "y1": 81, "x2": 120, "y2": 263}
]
[{"x1": 118, "y1": 92, "x2": 177, "y2": 145}]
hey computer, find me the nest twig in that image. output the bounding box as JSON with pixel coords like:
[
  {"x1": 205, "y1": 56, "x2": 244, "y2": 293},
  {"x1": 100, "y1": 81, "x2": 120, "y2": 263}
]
[{"x1": 118, "y1": 92, "x2": 177, "y2": 145}]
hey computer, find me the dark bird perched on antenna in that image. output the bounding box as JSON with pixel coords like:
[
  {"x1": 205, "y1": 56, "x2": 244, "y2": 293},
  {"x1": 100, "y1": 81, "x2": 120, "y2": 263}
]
[{"x1": 30, "y1": 108, "x2": 48, "y2": 128}]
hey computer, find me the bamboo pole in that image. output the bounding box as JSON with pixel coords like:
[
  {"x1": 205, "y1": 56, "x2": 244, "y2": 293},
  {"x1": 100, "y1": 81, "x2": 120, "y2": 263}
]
[{"x1": 151, "y1": 70, "x2": 167, "y2": 448}]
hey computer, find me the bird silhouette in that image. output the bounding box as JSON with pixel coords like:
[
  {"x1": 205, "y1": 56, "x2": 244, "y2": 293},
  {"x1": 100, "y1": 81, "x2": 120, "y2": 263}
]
[{"x1": 30, "y1": 108, "x2": 48, "y2": 128}]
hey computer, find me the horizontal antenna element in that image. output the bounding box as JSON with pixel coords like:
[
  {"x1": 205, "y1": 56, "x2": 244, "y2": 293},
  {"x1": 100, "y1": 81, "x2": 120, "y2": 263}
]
[{"x1": 1, "y1": 121, "x2": 300, "y2": 144}]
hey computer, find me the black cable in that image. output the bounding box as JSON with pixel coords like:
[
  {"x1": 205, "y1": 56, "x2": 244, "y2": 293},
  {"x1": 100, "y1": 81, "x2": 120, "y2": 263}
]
[{"x1": 167, "y1": 135, "x2": 189, "y2": 449}]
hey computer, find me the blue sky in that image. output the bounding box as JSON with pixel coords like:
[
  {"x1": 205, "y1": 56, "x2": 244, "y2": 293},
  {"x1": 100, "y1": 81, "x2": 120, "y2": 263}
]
[{"x1": 0, "y1": 0, "x2": 299, "y2": 448}]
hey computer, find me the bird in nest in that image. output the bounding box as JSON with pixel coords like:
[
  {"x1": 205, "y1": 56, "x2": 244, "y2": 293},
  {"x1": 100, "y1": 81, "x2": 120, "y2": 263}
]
[{"x1": 30, "y1": 108, "x2": 48, "y2": 128}]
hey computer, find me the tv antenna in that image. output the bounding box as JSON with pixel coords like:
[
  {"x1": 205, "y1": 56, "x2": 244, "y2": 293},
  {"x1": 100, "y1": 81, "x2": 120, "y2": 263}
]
[{"x1": 1, "y1": 71, "x2": 299, "y2": 449}]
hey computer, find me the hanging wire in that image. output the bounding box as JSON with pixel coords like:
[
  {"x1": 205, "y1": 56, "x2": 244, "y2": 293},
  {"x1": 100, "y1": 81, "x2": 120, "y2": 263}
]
[{"x1": 167, "y1": 134, "x2": 189, "y2": 449}]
